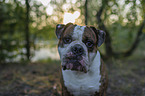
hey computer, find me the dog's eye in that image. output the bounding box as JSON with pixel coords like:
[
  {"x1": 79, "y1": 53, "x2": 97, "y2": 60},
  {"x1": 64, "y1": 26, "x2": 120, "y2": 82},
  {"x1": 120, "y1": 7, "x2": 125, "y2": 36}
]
[
  {"x1": 63, "y1": 37, "x2": 72, "y2": 44},
  {"x1": 86, "y1": 41, "x2": 94, "y2": 48}
]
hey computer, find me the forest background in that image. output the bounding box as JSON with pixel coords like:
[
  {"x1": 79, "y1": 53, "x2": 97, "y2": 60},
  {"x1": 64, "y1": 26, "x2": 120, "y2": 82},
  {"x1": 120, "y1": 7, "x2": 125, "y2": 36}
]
[{"x1": 0, "y1": 0, "x2": 145, "y2": 95}]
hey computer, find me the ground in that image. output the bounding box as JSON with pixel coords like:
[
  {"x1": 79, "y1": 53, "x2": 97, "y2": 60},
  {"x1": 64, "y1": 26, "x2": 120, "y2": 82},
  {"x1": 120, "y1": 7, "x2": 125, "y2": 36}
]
[{"x1": 0, "y1": 58, "x2": 145, "y2": 96}]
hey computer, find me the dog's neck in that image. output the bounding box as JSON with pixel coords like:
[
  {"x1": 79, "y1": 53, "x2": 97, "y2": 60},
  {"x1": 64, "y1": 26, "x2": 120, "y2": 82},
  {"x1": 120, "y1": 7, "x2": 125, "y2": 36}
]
[{"x1": 62, "y1": 51, "x2": 101, "y2": 96}]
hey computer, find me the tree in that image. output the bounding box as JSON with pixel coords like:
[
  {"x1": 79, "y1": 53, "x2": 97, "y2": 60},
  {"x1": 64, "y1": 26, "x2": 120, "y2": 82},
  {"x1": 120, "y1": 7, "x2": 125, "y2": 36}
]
[
  {"x1": 0, "y1": 0, "x2": 26, "y2": 63},
  {"x1": 96, "y1": 0, "x2": 145, "y2": 59},
  {"x1": 0, "y1": 0, "x2": 56, "y2": 63},
  {"x1": 25, "y1": 0, "x2": 30, "y2": 61}
]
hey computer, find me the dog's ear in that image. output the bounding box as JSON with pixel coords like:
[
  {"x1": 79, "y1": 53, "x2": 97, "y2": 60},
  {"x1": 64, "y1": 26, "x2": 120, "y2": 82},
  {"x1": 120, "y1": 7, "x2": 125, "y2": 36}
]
[
  {"x1": 55, "y1": 23, "x2": 73, "y2": 39},
  {"x1": 90, "y1": 26, "x2": 106, "y2": 47},
  {"x1": 55, "y1": 24, "x2": 65, "y2": 39}
]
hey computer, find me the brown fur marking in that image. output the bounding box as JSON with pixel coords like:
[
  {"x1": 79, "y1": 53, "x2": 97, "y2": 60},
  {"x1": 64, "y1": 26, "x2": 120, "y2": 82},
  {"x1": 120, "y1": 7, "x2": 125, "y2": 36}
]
[
  {"x1": 58, "y1": 24, "x2": 75, "y2": 48},
  {"x1": 83, "y1": 26, "x2": 98, "y2": 53}
]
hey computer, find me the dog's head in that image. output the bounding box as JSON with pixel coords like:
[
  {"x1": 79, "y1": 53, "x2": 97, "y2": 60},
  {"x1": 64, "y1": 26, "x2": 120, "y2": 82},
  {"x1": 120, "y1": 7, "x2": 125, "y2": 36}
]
[{"x1": 55, "y1": 23, "x2": 105, "y2": 73}]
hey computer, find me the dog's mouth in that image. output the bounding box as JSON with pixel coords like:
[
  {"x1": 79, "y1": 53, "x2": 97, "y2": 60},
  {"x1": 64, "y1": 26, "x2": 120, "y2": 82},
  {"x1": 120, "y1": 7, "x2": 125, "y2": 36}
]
[{"x1": 62, "y1": 52, "x2": 88, "y2": 73}]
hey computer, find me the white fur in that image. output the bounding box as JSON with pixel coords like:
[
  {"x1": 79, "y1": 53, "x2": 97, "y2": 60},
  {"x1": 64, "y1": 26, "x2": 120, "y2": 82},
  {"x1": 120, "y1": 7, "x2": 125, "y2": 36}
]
[
  {"x1": 73, "y1": 25, "x2": 86, "y2": 41},
  {"x1": 62, "y1": 51, "x2": 101, "y2": 96}
]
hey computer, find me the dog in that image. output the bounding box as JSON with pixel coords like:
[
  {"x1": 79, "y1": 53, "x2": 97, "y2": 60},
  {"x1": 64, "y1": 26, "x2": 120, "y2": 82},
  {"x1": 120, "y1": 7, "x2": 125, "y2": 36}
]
[{"x1": 55, "y1": 23, "x2": 108, "y2": 96}]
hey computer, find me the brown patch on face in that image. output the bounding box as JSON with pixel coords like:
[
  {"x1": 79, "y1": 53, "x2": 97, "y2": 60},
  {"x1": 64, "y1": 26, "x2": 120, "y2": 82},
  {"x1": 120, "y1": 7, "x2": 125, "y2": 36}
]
[
  {"x1": 83, "y1": 26, "x2": 98, "y2": 52},
  {"x1": 58, "y1": 24, "x2": 76, "y2": 47}
]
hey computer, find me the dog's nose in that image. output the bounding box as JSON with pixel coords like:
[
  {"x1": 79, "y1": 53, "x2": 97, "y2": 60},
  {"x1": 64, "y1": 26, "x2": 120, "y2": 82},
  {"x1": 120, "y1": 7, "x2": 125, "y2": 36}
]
[{"x1": 71, "y1": 44, "x2": 84, "y2": 56}]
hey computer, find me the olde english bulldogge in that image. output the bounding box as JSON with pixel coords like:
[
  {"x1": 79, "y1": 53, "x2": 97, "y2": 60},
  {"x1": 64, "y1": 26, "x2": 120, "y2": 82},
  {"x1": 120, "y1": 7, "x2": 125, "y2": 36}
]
[{"x1": 55, "y1": 23, "x2": 108, "y2": 96}]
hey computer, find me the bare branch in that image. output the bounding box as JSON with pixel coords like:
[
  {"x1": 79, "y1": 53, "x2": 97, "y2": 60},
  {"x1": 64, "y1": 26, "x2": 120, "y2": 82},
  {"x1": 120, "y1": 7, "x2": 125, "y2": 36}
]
[{"x1": 123, "y1": 20, "x2": 145, "y2": 57}]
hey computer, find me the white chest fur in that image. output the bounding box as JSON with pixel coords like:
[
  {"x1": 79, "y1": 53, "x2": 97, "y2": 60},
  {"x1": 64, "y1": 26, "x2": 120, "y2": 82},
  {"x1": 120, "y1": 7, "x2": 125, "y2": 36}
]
[{"x1": 62, "y1": 51, "x2": 101, "y2": 96}]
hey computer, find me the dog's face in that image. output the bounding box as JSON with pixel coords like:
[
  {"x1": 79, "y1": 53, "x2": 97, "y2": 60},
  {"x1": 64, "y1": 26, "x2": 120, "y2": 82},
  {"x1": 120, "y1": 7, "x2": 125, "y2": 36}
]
[{"x1": 55, "y1": 23, "x2": 105, "y2": 73}]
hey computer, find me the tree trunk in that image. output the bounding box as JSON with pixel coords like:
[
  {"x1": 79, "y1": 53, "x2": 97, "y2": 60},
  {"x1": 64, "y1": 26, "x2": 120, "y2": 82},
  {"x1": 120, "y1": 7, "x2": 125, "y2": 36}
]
[
  {"x1": 96, "y1": 2, "x2": 113, "y2": 58},
  {"x1": 25, "y1": 0, "x2": 30, "y2": 61},
  {"x1": 85, "y1": 0, "x2": 88, "y2": 25}
]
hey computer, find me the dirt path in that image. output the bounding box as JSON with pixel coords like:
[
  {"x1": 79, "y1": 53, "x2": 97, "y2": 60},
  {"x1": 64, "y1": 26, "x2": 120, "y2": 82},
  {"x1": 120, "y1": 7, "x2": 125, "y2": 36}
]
[{"x1": 0, "y1": 59, "x2": 145, "y2": 96}]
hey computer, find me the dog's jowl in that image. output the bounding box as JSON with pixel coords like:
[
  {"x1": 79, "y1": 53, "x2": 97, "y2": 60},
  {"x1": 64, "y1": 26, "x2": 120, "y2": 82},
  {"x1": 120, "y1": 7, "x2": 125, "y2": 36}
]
[{"x1": 55, "y1": 23, "x2": 108, "y2": 96}]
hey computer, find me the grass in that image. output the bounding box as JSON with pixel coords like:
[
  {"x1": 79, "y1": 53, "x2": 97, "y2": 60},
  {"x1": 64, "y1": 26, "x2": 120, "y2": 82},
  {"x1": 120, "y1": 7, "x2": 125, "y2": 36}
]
[{"x1": 0, "y1": 55, "x2": 145, "y2": 96}]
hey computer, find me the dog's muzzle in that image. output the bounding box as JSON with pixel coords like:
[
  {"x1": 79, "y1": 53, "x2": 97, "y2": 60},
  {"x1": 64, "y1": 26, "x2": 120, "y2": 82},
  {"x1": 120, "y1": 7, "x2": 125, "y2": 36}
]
[{"x1": 62, "y1": 44, "x2": 88, "y2": 73}]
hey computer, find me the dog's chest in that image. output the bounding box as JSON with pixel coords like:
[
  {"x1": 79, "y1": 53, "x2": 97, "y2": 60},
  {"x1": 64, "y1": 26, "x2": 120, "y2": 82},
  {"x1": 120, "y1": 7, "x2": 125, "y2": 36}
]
[
  {"x1": 62, "y1": 51, "x2": 101, "y2": 96},
  {"x1": 62, "y1": 71, "x2": 101, "y2": 96}
]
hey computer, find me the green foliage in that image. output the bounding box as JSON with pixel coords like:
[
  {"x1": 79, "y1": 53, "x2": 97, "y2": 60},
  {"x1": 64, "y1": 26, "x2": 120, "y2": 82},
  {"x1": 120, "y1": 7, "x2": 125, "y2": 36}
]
[
  {"x1": 0, "y1": 1, "x2": 26, "y2": 63},
  {"x1": 0, "y1": 0, "x2": 57, "y2": 63},
  {"x1": 0, "y1": 0, "x2": 145, "y2": 63}
]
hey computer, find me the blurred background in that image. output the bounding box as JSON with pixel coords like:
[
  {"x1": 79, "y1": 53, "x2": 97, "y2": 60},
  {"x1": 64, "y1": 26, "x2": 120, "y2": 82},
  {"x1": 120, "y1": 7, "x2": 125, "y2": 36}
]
[{"x1": 0, "y1": 0, "x2": 145, "y2": 96}]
